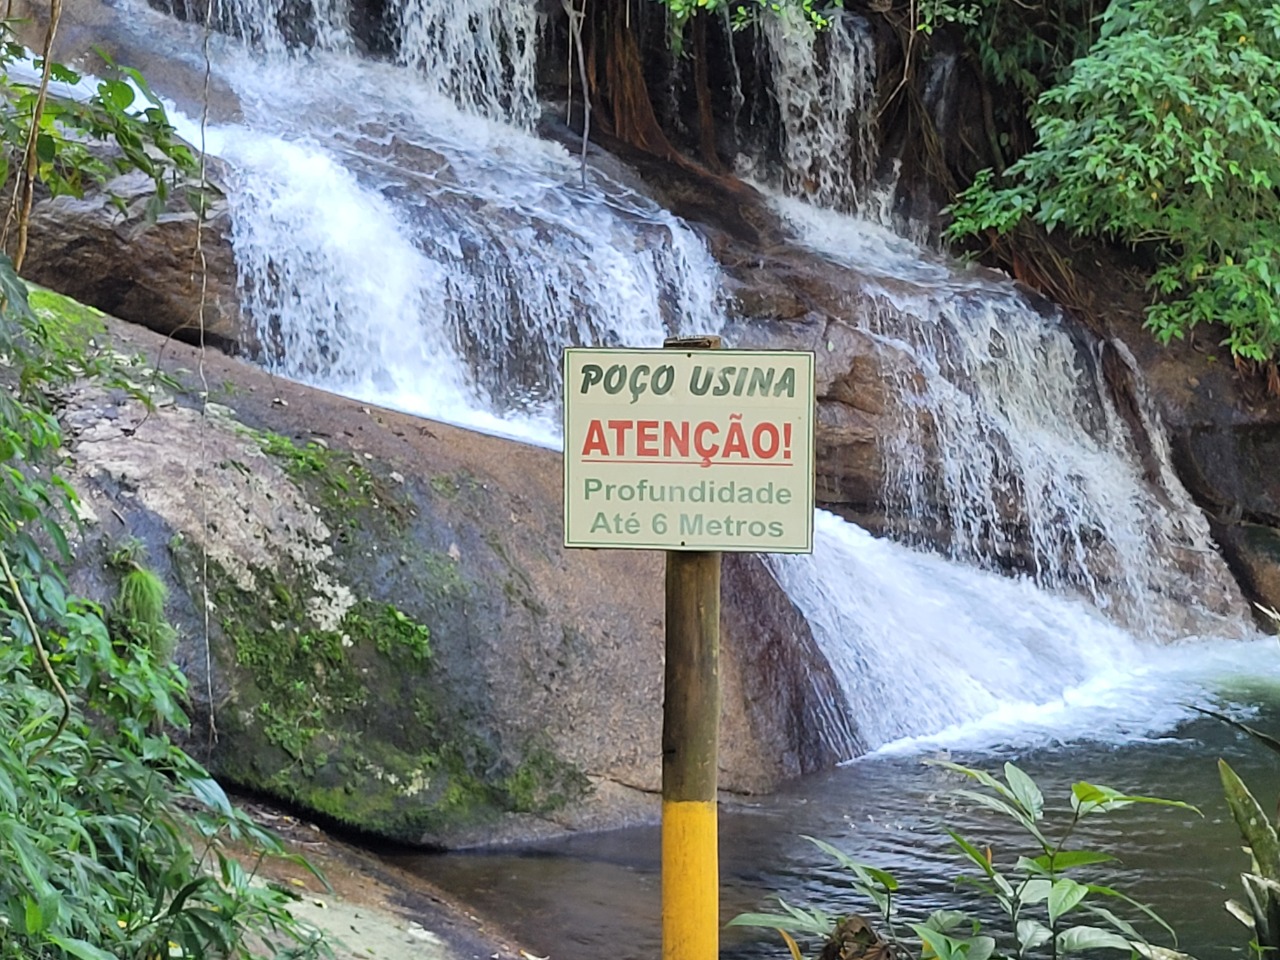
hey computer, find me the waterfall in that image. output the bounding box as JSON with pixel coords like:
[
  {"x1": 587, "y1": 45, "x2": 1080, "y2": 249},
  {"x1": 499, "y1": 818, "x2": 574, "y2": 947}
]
[
  {"x1": 745, "y1": 9, "x2": 889, "y2": 221},
  {"x1": 202, "y1": 52, "x2": 725, "y2": 439},
  {"x1": 770, "y1": 511, "x2": 1149, "y2": 750},
  {"x1": 393, "y1": 0, "x2": 540, "y2": 128},
  {"x1": 133, "y1": 0, "x2": 1254, "y2": 758},
  {"x1": 184, "y1": 0, "x2": 538, "y2": 126},
  {"x1": 775, "y1": 198, "x2": 1244, "y2": 639}
]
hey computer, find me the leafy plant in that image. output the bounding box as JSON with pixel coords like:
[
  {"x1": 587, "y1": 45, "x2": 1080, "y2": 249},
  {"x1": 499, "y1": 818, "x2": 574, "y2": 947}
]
[
  {"x1": 730, "y1": 761, "x2": 1196, "y2": 959},
  {"x1": 919, "y1": 0, "x2": 1096, "y2": 97},
  {"x1": 0, "y1": 253, "x2": 332, "y2": 958},
  {"x1": 0, "y1": 36, "x2": 198, "y2": 217},
  {"x1": 948, "y1": 0, "x2": 1280, "y2": 363},
  {"x1": 107, "y1": 538, "x2": 177, "y2": 659},
  {"x1": 1196, "y1": 681, "x2": 1280, "y2": 956}
]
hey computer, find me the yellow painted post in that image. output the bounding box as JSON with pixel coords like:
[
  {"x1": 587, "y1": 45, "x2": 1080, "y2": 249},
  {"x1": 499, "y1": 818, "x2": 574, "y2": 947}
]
[{"x1": 662, "y1": 335, "x2": 722, "y2": 960}]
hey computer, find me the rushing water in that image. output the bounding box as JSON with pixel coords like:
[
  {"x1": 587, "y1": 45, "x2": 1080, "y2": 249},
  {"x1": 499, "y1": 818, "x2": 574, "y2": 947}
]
[{"x1": 167, "y1": 46, "x2": 725, "y2": 442}]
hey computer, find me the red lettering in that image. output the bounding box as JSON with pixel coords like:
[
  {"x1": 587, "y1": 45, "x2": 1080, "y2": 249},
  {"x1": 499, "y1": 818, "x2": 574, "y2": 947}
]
[
  {"x1": 582, "y1": 420, "x2": 609, "y2": 456},
  {"x1": 722, "y1": 415, "x2": 749, "y2": 459},
  {"x1": 607, "y1": 420, "x2": 634, "y2": 456},
  {"x1": 752, "y1": 422, "x2": 780, "y2": 458},
  {"x1": 663, "y1": 420, "x2": 690, "y2": 458},
  {"x1": 694, "y1": 421, "x2": 719, "y2": 466},
  {"x1": 637, "y1": 420, "x2": 659, "y2": 457}
]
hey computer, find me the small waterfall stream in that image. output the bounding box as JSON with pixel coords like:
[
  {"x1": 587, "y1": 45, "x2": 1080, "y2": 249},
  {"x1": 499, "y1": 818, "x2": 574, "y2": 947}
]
[
  {"x1": 137, "y1": 0, "x2": 1256, "y2": 755},
  {"x1": 192, "y1": 49, "x2": 725, "y2": 439}
]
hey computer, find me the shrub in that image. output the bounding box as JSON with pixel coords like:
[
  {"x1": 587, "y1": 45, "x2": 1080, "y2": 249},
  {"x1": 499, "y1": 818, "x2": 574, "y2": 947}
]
[
  {"x1": 0, "y1": 257, "x2": 329, "y2": 959},
  {"x1": 948, "y1": 0, "x2": 1280, "y2": 362}
]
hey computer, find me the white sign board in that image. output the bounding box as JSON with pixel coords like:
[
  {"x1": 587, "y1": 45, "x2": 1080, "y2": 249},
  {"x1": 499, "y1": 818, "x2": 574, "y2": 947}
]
[{"x1": 563, "y1": 348, "x2": 814, "y2": 553}]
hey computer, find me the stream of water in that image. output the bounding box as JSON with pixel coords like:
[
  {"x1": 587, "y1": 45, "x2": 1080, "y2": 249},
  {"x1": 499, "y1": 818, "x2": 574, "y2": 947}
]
[
  {"x1": 66, "y1": 0, "x2": 1280, "y2": 948},
  {"x1": 400, "y1": 681, "x2": 1280, "y2": 960}
]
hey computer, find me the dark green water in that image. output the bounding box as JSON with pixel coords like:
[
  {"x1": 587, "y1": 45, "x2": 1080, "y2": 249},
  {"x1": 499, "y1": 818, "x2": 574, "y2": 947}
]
[{"x1": 397, "y1": 654, "x2": 1280, "y2": 959}]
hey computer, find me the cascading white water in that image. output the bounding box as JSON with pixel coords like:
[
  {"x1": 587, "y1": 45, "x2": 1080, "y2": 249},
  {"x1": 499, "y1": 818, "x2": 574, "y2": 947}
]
[
  {"x1": 770, "y1": 511, "x2": 1151, "y2": 750},
  {"x1": 393, "y1": 0, "x2": 540, "y2": 128},
  {"x1": 775, "y1": 197, "x2": 1244, "y2": 642},
  {"x1": 192, "y1": 51, "x2": 726, "y2": 441},
  {"x1": 129, "y1": 0, "x2": 1256, "y2": 757},
  {"x1": 203, "y1": 0, "x2": 537, "y2": 126},
  {"x1": 747, "y1": 8, "x2": 890, "y2": 221}
]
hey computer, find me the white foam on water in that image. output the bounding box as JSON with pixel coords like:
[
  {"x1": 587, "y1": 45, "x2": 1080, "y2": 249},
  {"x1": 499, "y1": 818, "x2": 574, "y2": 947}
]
[
  {"x1": 164, "y1": 50, "x2": 727, "y2": 446},
  {"x1": 771, "y1": 511, "x2": 1270, "y2": 756}
]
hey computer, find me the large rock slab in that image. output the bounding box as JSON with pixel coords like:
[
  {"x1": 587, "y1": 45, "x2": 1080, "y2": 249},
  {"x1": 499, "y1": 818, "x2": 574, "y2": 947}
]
[
  {"x1": 17, "y1": 169, "x2": 245, "y2": 354},
  {"x1": 61, "y1": 308, "x2": 857, "y2": 846},
  {"x1": 1105, "y1": 307, "x2": 1280, "y2": 624}
]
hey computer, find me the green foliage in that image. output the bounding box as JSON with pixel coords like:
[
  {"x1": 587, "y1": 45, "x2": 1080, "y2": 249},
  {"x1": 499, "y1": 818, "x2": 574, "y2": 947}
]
[
  {"x1": 948, "y1": 0, "x2": 1280, "y2": 361},
  {"x1": 1203, "y1": 684, "x2": 1280, "y2": 955},
  {"x1": 0, "y1": 256, "x2": 330, "y2": 958},
  {"x1": 0, "y1": 35, "x2": 198, "y2": 217},
  {"x1": 107, "y1": 539, "x2": 177, "y2": 659},
  {"x1": 730, "y1": 762, "x2": 1195, "y2": 959},
  {"x1": 916, "y1": 0, "x2": 1096, "y2": 104},
  {"x1": 652, "y1": 0, "x2": 840, "y2": 35}
]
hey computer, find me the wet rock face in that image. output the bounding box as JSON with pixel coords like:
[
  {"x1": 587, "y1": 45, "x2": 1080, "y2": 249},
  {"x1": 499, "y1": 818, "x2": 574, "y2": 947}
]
[
  {"x1": 63, "y1": 315, "x2": 856, "y2": 846},
  {"x1": 1109, "y1": 340, "x2": 1273, "y2": 605},
  {"x1": 1106, "y1": 309, "x2": 1280, "y2": 623},
  {"x1": 17, "y1": 168, "x2": 246, "y2": 354}
]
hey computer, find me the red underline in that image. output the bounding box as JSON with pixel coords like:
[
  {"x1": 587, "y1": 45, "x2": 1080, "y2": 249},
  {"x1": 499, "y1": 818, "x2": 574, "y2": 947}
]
[{"x1": 578, "y1": 458, "x2": 794, "y2": 467}]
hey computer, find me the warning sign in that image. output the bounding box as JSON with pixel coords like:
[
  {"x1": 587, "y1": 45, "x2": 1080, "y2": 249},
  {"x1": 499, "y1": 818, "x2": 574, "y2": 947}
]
[{"x1": 563, "y1": 348, "x2": 814, "y2": 552}]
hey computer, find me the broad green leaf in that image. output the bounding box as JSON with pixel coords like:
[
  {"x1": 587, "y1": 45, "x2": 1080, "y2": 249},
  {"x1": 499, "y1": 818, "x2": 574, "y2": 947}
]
[
  {"x1": 803, "y1": 836, "x2": 899, "y2": 890},
  {"x1": 1020, "y1": 878, "x2": 1052, "y2": 905},
  {"x1": 1043, "y1": 850, "x2": 1117, "y2": 871},
  {"x1": 97, "y1": 79, "x2": 136, "y2": 111},
  {"x1": 1079, "y1": 902, "x2": 1144, "y2": 942},
  {"x1": 1055, "y1": 925, "x2": 1133, "y2": 953},
  {"x1": 1016, "y1": 855, "x2": 1049, "y2": 876},
  {"x1": 1087, "y1": 884, "x2": 1179, "y2": 944},
  {"x1": 924, "y1": 910, "x2": 973, "y2": 934},
  {"x1": 1049, "y1": 877, "x2": 1089, "y2": 924},
  {"x1": 187, "y1": 776, "x2": 233, "y2": 815},
  {"x1": 954, "y1": 789, "x2": 1049, "y2": 845},
  {"x1": 1072, "y1": 781, "x2": 1199, "y2": 817},
  {"x1": 1224, "y1": 898, "x2": 1255, "y2": 930},
  {"x1": 48, "y1": 937, "x2": 117, "y2": 960},
  {"x1": 912, "y1": 924, "x2": 969, "y2": 960},
  {"x1": 23, "y1": 896, "x2": 45, "y2": 935},
  {"x1": 927, "y1": 760, "x2": 1016, "y2": 803},
  {"x1": 949, "y1": 830, "x2": 996, "y2": 878},
  {"x1": 1220, "y1": 758, "x2": 1280, "y2": 879},
  {"x1": 727, "y1": 911, "x2": 831, "y2": 936},
  {"x1": 1005, "y1": 763, "x2": 1044, "y2": 821},
  {"x1": 35, "y1": 133, "x2": 56, "y2": 164},
  {"x1": 1017, "y1": 919, "x2": 1053, "y2": 950}
]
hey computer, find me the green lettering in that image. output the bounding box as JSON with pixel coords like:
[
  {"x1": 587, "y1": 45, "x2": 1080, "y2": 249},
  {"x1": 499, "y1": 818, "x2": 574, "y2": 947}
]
[{"x1": 775, "y1": 368, "x2": 796, "y2": 398}]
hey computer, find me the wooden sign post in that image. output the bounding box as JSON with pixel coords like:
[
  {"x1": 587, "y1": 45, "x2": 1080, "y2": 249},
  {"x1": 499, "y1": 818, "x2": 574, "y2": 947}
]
[
  {"x1": 660, "y1": 335, "x2": 722, "y2": 960},
  {"x1": 563, "y1": 338, "x2": 814, "y2": 960}
]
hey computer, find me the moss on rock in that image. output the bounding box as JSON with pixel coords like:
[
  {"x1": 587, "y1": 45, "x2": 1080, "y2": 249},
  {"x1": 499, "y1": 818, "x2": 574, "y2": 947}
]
[{"x1": 166, "y1": 429, "x2": 588, "y2": 842}]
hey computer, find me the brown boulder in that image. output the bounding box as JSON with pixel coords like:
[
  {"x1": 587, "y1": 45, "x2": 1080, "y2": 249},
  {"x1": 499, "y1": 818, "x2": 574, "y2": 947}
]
[{"x1": 18, "y1": 169, "x2": 245, "y2": 353}]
